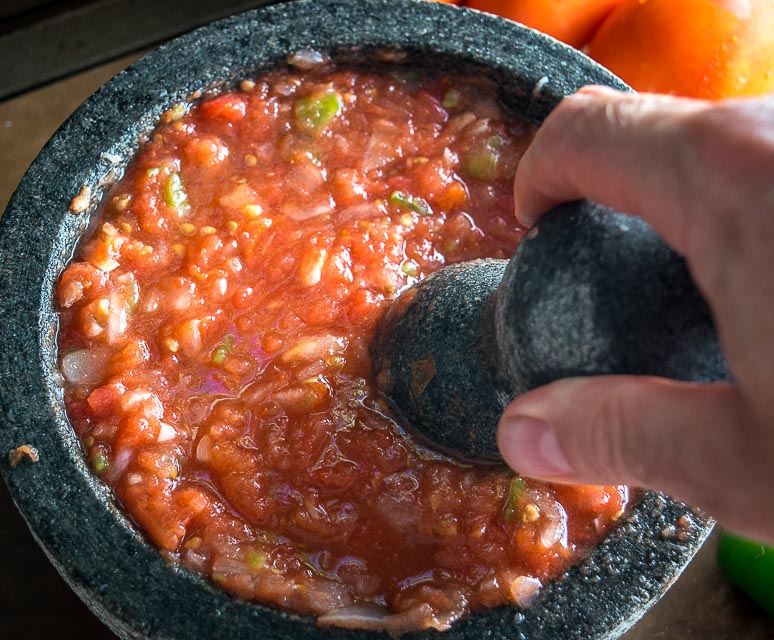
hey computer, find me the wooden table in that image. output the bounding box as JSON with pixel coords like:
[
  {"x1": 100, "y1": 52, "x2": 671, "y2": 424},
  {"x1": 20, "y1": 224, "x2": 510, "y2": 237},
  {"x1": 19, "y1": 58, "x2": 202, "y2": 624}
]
[{"x1": 1, "y1": 45, "x2": 772, "y2": 640}]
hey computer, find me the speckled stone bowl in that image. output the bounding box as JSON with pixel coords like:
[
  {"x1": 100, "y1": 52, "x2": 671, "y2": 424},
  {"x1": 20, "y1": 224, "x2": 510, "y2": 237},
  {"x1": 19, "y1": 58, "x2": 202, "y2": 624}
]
[{"x1": 0, "y1": 1, "x2": 712, "y2": 638}]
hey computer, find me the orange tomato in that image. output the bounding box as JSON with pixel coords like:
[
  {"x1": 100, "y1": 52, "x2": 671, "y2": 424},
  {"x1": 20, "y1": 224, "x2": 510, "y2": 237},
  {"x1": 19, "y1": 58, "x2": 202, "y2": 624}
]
[
  {"x1": 464, "y1": 0, "x2": 626, "y2": 48},
  {"x1": 587, "y1": 0, "x2": 774, "y2": 98}
]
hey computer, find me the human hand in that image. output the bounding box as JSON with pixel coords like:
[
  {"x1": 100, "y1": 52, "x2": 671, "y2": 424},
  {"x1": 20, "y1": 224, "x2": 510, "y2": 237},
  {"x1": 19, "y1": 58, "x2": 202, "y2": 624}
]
[{"x1": 497, "y1": 87, "x2": 774, "y2": 544}]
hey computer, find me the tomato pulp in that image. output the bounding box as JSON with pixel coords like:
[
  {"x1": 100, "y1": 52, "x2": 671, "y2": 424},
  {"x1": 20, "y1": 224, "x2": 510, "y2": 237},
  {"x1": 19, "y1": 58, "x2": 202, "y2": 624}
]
[{"x1": 57, "y1": 60, "x2": 629, "y2": 633}]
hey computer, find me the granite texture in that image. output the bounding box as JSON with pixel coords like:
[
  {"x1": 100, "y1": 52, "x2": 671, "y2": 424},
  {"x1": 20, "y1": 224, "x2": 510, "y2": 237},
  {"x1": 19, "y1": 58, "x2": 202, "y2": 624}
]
[
  {"x1": 0, "y1": 1, "x2": 711, "y2": 639},
  {"x1": 372, "y1": 259, "x2": 513, "y2": 461},
  {"x1": 373, "y1": 200, "x2": 729, "y2": 461},
  {"x1": 498, "y1": 200, "x2": 730, "y2": 391}
]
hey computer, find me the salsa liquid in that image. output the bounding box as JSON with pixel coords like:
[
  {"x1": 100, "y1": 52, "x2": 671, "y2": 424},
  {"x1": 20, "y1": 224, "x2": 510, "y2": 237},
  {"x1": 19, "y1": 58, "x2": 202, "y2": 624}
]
[{"x1": 57, "y1": 60, "x2": 629, "y2": 633}]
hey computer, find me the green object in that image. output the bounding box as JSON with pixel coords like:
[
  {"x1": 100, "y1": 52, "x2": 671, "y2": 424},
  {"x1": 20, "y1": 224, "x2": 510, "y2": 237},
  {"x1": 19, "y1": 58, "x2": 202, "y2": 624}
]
[
  {"x1": 389, "y1": 190, "x2": 433, "y2": 217},
  {"x1": 463, "y1": 134, "x2": 505, "y2": 181},
  {"x1": 211, "y1": 334, "x2": 236, "y2": 365},
  {"x1": 442, "y1": 88, "x2": 460, "y2": 110},
  {"x1": 504, "y1": 476, "x2": 526, "y2": 522},
  {"x1": 164, "y1": 172, "x2": 189, "y2": 210},
  {"x1": 717, "y1": 532, "x2": 774, "y2": 617},
  {"x1": 294, "y1": 91, "x2": 342, "y2": 134},
  {"x1": 401, "y1": 261, "x2": 419, "y2": 277},
  {"x1": 90, "y1": 451, "x2": 111, "y2": 476},
  {"x1": 246, "y1": 550, "x2": 267, "y2": 570}
]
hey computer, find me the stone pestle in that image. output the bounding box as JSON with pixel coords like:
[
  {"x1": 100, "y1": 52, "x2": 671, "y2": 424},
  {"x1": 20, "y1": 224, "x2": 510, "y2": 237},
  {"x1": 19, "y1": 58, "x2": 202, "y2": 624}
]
[{"x1": 372, "y1": 199, "x2": 730, "y2": 461}]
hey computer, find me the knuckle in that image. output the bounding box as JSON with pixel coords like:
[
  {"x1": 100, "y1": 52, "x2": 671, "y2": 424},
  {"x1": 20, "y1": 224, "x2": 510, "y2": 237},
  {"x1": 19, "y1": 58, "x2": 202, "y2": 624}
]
[
  {"x1": 548, "y1": 94, "x2": 603, "y2": 150},
  {"x1": 576, "y1": 388, "x2": 638, "y2": 483}
]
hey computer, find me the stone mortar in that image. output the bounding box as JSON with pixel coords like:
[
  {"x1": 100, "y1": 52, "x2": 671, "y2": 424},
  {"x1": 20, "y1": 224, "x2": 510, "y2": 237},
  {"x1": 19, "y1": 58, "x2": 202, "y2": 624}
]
[{"x1": 0, "y1": 1, "x2": 712, "y2": 639}]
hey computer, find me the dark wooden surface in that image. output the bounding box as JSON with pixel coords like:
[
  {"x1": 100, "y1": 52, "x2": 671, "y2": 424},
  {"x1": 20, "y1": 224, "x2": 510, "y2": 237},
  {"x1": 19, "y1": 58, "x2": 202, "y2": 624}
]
[
  {"x1": 0, "y1": 0, "x2": 276, "y2": 99},
  {"x1": 1, "y1": 41, "x2": 773, "y2": 640}
]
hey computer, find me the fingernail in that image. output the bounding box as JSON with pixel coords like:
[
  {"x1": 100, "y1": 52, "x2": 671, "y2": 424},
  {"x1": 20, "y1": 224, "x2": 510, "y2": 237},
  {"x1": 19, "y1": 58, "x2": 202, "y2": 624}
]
[
  {"x1": 516, "y1": 213, "x2": 536, "y2": 228},
  {"x1": 498, "y1": 416, "x2": 573, "y2": 477},
  {"x1": 515, "y1": 206, "x2": 537, "y2": 228}
]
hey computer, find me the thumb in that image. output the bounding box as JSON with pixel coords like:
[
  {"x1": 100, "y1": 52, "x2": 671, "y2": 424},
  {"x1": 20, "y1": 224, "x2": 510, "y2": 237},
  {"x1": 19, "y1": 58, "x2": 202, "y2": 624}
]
[{"x1": 497, "y1": 376, "x2": 774, "y2": 543}]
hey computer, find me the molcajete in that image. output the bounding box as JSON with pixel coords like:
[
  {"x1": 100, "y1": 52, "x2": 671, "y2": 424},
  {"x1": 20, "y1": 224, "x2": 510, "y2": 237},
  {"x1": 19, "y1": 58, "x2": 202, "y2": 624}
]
[{"x1": 0, "y1": 1, "x2": 712, "y2": 638}]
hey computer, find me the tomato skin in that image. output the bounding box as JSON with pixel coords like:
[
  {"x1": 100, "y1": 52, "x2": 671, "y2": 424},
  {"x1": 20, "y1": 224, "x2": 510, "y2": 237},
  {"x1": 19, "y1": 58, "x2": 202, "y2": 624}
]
[
  {"x1": 464, "y1": 0, "x2": 625, "y2": 47},
  {"x1": 587, "y1": 0, "x2": 774, "y2": 98},
  {"x1": 199, "y1": 95, "x2": 247, "y2": 122}
]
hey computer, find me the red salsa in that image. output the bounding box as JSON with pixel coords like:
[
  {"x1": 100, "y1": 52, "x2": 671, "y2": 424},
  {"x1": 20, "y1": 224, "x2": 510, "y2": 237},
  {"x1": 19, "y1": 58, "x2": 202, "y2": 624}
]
[{"x1": 57, "y1": 56, "x2": 629, "y2": 633}]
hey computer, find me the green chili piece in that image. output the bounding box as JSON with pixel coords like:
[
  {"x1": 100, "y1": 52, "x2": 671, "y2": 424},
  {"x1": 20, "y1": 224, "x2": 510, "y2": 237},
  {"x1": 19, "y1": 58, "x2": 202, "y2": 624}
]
[
  {"x1": 247, "y1": 550, "x2": 267, "y2": 570},
  {"x1": 463, "y1": 135, "x2": 507, "y2": 181},
  {"x1": 389, "y1": 190, "x2": 433, "y2": 217},
  {"x1": 294, "y1": 92, "x2": 343, "y2": 134},
  {"x1": 212, "y1": 334, "x2": 236, "y2": 365},
  {"x1": 442, "y1": 89, "x2": 461, "y2": 110},
  {"x1": 164, "y1": 172, "x2": 189, "y2": 210},
  {"x1": 91, "y1": 451, "x2": 111, "y2": 475},
  {"x1": 504, "y1": 477, "x2": 526, "y2": 522},
  {"x1": 401, "y1": 261, "x2": 419, "y2": 277}
]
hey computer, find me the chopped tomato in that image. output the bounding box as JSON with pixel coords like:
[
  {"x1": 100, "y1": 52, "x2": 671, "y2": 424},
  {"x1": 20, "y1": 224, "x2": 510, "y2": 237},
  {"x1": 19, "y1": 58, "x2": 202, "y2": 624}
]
[{"x1": 199, "y1": 94, "x2": 247, "y2": 121}]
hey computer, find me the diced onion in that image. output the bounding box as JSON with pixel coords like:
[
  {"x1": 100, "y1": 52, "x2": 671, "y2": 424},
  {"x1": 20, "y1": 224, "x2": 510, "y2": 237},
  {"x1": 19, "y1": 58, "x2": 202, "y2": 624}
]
[
  {"x1": 539, "y1": 500, "x2": 568, "y2": 549},
  {"x1": 288, "y1": 49, "x2": 329, "y2": 70},
  {"x1": 383, "y1": 604, "x2": 451, "y2": 636},
  {"x1": 304, "y1": 579, "x2": 354, "y2": 614},
  {"x1": 104, "y1": 448, "x2": 133, "y2": 484},
  {"x1": 121, "y1": 389, "x2": 163, "y2": 419},
  {"x1": 274, "y1": 78, "x2": 301, "y2": 96},
  {"x1": 281, "y1": 334, "x2": 348, "y2": 364},
  {"x1": 442, "y1": 147, "x2": 459, "y2": 169},
  {"x1": 286, "y1": 161, "x2": 325, "y2": 196},
  {"x1": 294, "y1": 360, "x2": 328, "y2": 382},
  {"x1": 318, "y1": 604, "x2": 390, "y2": 631},
  {"x1": 446, "y1": 112, "x2": 477, "y2": 136},
  {"x1": 334, "y1": 202, "x2": 387, "y2": 225},
  {"x1": 178, "y1": 318, "x2": 203, "y2": 356},
  {"x1": 157, "y1": 422, "x2": 176, "y2": 442},
  {"x1": 363, "y1": 128, "x2": 402, "y2": 172},
  {"x1": 184, "y1": 548, "x2": 208, "y2": 573},
  {"x1": 61, "y1": 348, "x2": 108, "y2": 386},
  {"x1": 298, "y1": 248, "x2": 328, "y2": 287},
  {"x1": 105, "y1": 292, "x2": 129, "y2": 344},
  {"x1": 166, "y1": 279, "x2": 196, "y2": 312},
  {"x1": 196, "y1": 435, "x2": 213, "y2": 463},
  {"x1": 282, "y1": 197, "x2": 334, "y2": 221},
  {"x1": 239, "y1": 378, "x2": 286, "y2": 406},
  {"x1": 271, "y1": 387, "x2": 306, "y2": 406},
  {"x1": 212, "y1": 556, "x2": 253, "y2": 576},
  {"x1": 507, "y1": 575, "x2": 542, "y2": 608},
  {"x1": 464, "y1": 118, "x2": 491, "y2": 138}
]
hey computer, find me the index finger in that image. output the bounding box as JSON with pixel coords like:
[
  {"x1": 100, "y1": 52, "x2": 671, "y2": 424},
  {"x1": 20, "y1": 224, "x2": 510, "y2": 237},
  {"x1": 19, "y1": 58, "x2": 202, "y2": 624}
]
[{"x1": 514, "y1": 87, "x2": 709, "y2": 254}]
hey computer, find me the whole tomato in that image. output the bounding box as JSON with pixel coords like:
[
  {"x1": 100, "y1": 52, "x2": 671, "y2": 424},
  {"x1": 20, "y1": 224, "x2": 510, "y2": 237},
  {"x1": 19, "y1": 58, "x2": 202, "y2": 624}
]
[
  {"x1": 587, "y1": 0, "x2": 774, "y2": 98},
  {"x1": 464, "y1": 0, "x2": 625, "y2": 47}
]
